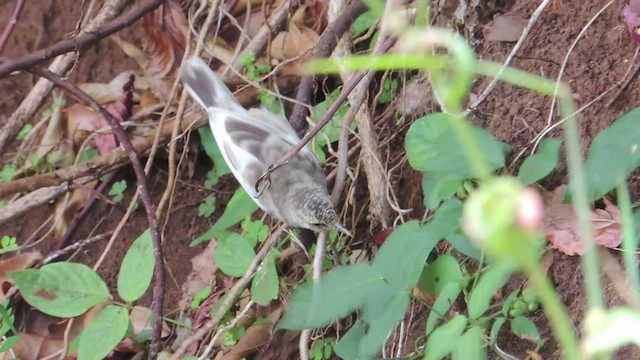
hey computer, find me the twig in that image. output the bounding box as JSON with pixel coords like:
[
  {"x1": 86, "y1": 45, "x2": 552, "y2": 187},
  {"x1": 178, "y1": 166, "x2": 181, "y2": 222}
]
[
  {"x1": 464, "y1": 0, "x2": 552, "y2": 115},
  {"x1": 255, "y1": 36, "x2": 398, "y2": 193},
  {"x1": 26, "y1": 66, "x2": 165, "y2": 359},
  {"x1": 0, "y1": 0, "x2": 25, "y2": 55},
  {"x1": 0, "y1": 0, "x2": 131, "y2": 156},
  {"x1": 0, "y1": 183, "x2": 69, "y2": 225},
  {"x1": 289, "y1": 0, "x2": 368, "y2": 135},
  {"x1": 170, "y1": 228, "x2": 282, "y2": 359},
  {"x1": 0, "y1": 0, "x2": 163, "y2": 78},
  {"x1": 42, "y1": 232, "x2": 113, "y2": 265},
  {"x1": 199, "y1": 300, "x2": 255, "y2": 359}
]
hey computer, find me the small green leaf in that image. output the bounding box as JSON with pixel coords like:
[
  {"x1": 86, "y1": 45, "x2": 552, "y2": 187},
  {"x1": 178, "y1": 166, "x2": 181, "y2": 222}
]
[
  {"x1": 78, "y1": 148, "x2": 99, "y2": 163},
  {"x1": 490, "y1": 317, "x2": 506, "y2": 346},
  {"x1": 425, "y1": 315, "x2": 467, "y2": 359},
  {"x1": 191, "y1": 285, "x2": 212, "y2": 309},
  {"x1": 577, "y1": 108, "x2": 640, "y2": 201},
  {"x1": 108, "y1": 180, "x2": 127, "y2": 203},
  {"x1": 418, "y1": 255, "x2": 463, "y2": 296},
  {"x1": 241, "y1": 218, "x2": 269, "y2": 247},
  {"x1": 351, "y1": 10, "x2": 378, "y2": 37},
  {"x1": 78, "y1": 305, "x2": 129, "y2": 360},
  {"x1": 199, "y1": 127, "x2": 230, "y2": 176},
  {"x1": 9, "y1": 263, "x2": 110, "y2": 317},
  {"x1": 199, "y1": 195, "x2": 216, "y2": 217},
  {"x1": 278, "y1": 264, "x2": 384, "y2": 330},
  {"x1": 251, "y1": 251, "x2": 279, "y2": 306},
  {"x1": 426, "y1": 283, "x2": 462, "y2": 335},
  {"x1": 215, "y1": 233, "x2": 256, "y2": 277},
  {"x1": 510, "y1": 316, "x2": 541, "y2": 343},
  {"x1": 372, "y1": 221, "x2": 440, "y2": 290},
  {"x1": 16, "y1": 124, "x2": 32, "y2": 140},
  {"x1": 0, "y1": 335, "x2": 19, "y2": 352},
  {"x1": 191, "y1": 187, "x2": 259, "y2": 246},
  {"x1": 452, "y1": 326, "x2": 487, "y2": 360},
  {"x1": 468, "y1": 263, "x2": 513, "y2": 319},
  {"x1": 517, "y1": 139, "x2": 562, "y2": 185},
  {"x1": 117, "y1": 229, "x2": 155, "y2": 302},
  {"x1": 406, "y1": 113, "x2": 507, "y2": 176}
]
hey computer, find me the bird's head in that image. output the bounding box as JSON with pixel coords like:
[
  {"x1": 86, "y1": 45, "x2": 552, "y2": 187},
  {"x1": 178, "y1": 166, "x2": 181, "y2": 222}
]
[{"x1": 300, "y1": 193, "x2": 351, "y2": 235}]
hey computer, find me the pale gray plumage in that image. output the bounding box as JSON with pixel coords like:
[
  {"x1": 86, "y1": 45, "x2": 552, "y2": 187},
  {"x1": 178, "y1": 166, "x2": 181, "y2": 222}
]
[{"x1": 180, "y1": 57, "x2": 344, "y2": 233}]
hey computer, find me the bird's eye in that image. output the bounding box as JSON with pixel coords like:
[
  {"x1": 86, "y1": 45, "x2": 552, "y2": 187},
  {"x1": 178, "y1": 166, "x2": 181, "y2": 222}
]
[{"x1": 310, "y1": 222, "x2": 324, "y2": 228}]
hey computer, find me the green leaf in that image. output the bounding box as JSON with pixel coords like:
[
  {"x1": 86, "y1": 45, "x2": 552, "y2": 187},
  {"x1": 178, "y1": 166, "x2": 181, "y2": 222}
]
[
  {"x1": 351, "y1": 10, "x2": 378, "y2": 37},
  {"x1": 430, "y1": 199, "x2": 464, "y2": 239},
  {"x1": 0, "y1": 335, "x2": 19, "y2": 352},
  {"x1": 278, "y1": 264, "x2": 384, "y2": 330},
  {"x1": 426, "y1": 282, "x2": 462, "y2": 335},
  {"x1": 9, "y1": 263, "x2": 109, "y2": 317},
  {"x1": 406, "y1": 113, "x2": 507, "y2": 176},
  {"x1": 358, "y1": 292, "x2": 410, "y2": 358},
  {"x1": 251, "y1": 251, "x2": 279, "y2": 306},
  {"x1": 510, "y1": 316, "x2": 541, "y2": 343},
  {"x1": 78, "y1": 148, "x2": 99, "y2": 163},
  {"x1": 241, "y1": 218, "x2": 269, "y2": 247},
  {"x1": 422, "y1": 173, "x2": 465, "y2": 210},
  {"x1": 468, "y1": 263, "x2": 513, "y2": 319},
  {"x1": 108, "y1": 180, "x2": 127, "y2": 203},
  {"x1": 216, "y1": 232, "x2": 256, "y2": 277},
  {"x1": 199, "y1": 127, "x2": 230, "y2": 176},
  {"x1": 490, "y1": 317, "x2": 506, "y2": 346},
  {"x1": 78, "y1": 305, "x2": 129, "y2": 360},
  {"x1": 191, "y1": 285, "x2": 212, "y2": 309},
  {"x1": 578, "y1": 108, "x2": 640, "y2": 201},
  {"x1": 312, "y1": 89, "x2": 352, "y2": 149},
  {"x1": 418, "y1": 255, "x2": 463, "y2": 296},
  {"x1": 16, "y1": 124, "x2": 32, "y2": 140},
  {"x1": 199, "y1": 195, "x2": 216, "y2": 217},
  {"x1": 117, "y1": 229, "x2": 155, "y2": 302},
  {"x1": 372, "y1": 221, "x2": 440, "y2": 290},
  {"x1": 424, "y1": 315, "x2": 467, "y2": 359},
  {"x1": 191, "y1": 187, "x2": 259, "y2": 246},
  {"x1": 517, "y1": 139, "x2": 562, "y2": 185},
  {"x1": 452, "y1": 326, "x2": 486, "y2": 360},
  {"x1": 334, "y1": 320, "x2": 366, "y2": 359},
  {"x1": 447, "y1": 232, "x2": 483, "y2": 261}
]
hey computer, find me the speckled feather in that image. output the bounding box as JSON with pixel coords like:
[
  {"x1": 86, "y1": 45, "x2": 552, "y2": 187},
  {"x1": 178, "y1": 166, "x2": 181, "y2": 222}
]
[{"x1": 180, "y1": 57, "x2": 339, "y2": 231}]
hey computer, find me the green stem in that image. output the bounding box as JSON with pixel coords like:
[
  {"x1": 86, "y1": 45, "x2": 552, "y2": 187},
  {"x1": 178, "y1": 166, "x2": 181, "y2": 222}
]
[{"x1": 616, "y1": 182, "x2": 640, "y2": 307}]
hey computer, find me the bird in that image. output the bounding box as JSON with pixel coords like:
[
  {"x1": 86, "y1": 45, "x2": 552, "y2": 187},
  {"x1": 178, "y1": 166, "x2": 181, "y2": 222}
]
[{"x1": 180, "y1": 56, "x2": 348, "y2": 234}]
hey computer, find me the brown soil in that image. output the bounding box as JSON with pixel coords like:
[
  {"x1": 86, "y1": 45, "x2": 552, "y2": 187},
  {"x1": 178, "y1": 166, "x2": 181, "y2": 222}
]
[{"x1": 1, "y1": 0, "x2": 638, "y2": 359}]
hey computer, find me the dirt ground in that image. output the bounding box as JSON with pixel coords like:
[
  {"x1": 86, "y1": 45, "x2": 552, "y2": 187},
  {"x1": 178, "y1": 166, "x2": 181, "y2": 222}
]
[{"x1": 1, "y1": 0, "x2": 639, "y2": 359}]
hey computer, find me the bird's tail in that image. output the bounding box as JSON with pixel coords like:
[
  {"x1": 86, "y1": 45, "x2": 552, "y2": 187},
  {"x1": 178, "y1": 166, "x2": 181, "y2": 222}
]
[{"x1": 180, "y1": 57, "x2": 245, "y2": 113}]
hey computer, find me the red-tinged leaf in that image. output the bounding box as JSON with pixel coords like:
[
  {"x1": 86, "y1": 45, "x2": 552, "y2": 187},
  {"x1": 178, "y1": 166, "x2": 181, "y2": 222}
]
[
  {"x1": 371, "y1": 228, "x2": 394, "y2": 245},
  {"x1": 542, "y1": 186, "x2": 622, "y2": 256},
  {"x1": 623, "y1": 1, "x2": 640, "y2": 45}
]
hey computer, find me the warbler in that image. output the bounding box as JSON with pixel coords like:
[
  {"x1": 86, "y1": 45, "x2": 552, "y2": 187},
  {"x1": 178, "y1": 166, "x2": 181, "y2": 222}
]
[{"x1": 181, "y1": 57, "x2": 347, "y2": 233}]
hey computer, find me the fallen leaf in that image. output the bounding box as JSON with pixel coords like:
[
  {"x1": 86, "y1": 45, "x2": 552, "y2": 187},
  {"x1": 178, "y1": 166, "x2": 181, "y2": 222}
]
[
  {"x1": 0, "y1": 252, "x2": 42, "y2": 298},
  {"x1": 485, "y1": 14, "x2": 528, "y2": 42},
  {"x1": 542, "y1": 186, "x2": 622, "y2": 256},
  {"x1": 178, "y1": 240, "x2": 219, "y2": 311},
  {"x1": 0, "y1": 333, "x2": 64, "y2": 360}
]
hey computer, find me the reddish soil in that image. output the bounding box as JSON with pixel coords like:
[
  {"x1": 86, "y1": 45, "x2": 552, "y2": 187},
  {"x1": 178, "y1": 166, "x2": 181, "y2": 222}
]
[{"x1": 1, "y1": 0, "x2": 638, "y2": 359}]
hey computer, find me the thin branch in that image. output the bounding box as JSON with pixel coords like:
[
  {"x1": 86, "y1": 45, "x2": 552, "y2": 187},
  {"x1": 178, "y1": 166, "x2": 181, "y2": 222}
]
[
  {"x1": 289, "y1": 0, "x2": 368, "y2": 135},
  {"x1": 0, "y1": 0, "x2": 25, "y2": 55},
  {"x1": 0, "y1": 0, "x2": 163, "y2": 78},
  {"x1": 26, "y1": 66, "x2": 165, "y2": 359}
]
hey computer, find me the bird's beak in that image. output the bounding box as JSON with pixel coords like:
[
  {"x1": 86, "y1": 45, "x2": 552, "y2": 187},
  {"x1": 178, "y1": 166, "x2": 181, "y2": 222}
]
[{"x1": 335, "y1": 223, "x2": 353, "y2": 237}]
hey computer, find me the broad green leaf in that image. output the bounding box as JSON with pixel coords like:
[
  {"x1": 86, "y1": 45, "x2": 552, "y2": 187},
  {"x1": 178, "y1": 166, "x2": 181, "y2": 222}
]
[
  {"x1": 215, "y1": 233, "x2": 256, "y2": 277},
  {"x1": 118, "y1": 229, "x2": 154, "y2": 302},
  {"x1": 191, "y1": 187, "x2": 259, "y2": 246},
  {"x1": 510, "y1": 316, "x2": 541, "y2": 343},
  {"x1": 198, "y1": 127, "x2": 230, "y2": 176},
  {"x1": 418, "y1": 255, "x2": 463, "y2": 296},
  {"x1": 406, "y1": 113, "x2": 507, "y2": 176},
  {"x1": 517, "y1": 139, "x2": 562, "y2": 185},
  {"x1": 334, "y1": 320, "x2": 366, "y2": 359},
  {"x1": 358, "y1": 292, "x2": 410, "y2": 358},
  {"x1": 426, "y1": 283, "x2": 462, "y2": 335},
  {"x1": 453, "y1": 326, "x2": 486, "y2": 360},
  {"x1": 78, "y1": 305, "x2": 129, "y2": 360},
  {"x1": 467, "y1": 263, "x2": 513, "y2": 319},
  {"x1": 371, "y1": 221, "x2": 439, "y2": 290},
  {"x1": 429, "y1": 199, "x2": 464, "y2": 240},
  {"x1": 278, "y1": 264, "x2": 384, "y2": 330},
  {"x1": 447, "y1": 232, "x2": 483, "y2": 261},
  {"x1": 422, "y1": 173, "x2": 464, "y2": 210},
  {"x1": 251, "y1": 251, "x2": 279, "y2": 306},
  {"x1": 578, "y1": 108, "x2": 640, "y2": 201},
  {"x1": 9, "y1": 263, "x2": 109, "y2": 318},
  {"x1": 584, "y1": 307, "x2": 640, "y2": 355},
  {"x1": 424, "y1": 315, "x2": 467, "y2": 360}
]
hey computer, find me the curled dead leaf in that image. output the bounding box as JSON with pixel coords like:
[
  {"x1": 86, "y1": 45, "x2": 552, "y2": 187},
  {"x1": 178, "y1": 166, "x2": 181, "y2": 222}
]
[{"x1": 0, "y1": 251, "x2": 42, "y2": 298}]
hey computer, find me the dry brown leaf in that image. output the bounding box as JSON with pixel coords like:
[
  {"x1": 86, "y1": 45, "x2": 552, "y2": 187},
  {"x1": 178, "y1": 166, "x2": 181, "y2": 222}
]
[
  {"x1": 52, "y1": 182, "x2": 94, "y2": 241},
  {"x1": 542, "y1": 186, "x2": 622, "y2": 256},
  {"x1": 269, "y1": 24, "x2": 319, "y2": 61},
  {"x1": 485, "y1": 14, "x2": 528, "y2": 42},
  {"x1": 0, "y1": 251, "x2": 42, "y2": 297},
  {"x1": 0, "y1": 333, "x2": 64, "y2": 360},
  {"x1": 179, "y1": 240, "x2": 219, "y2": 311},
  {"x1": 220, "y1": 307, "x2": 283, "y2": 360}
]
